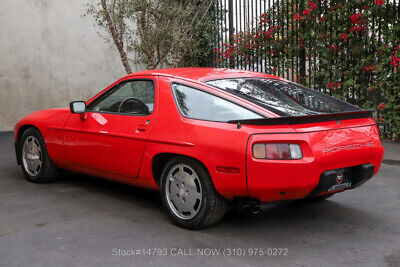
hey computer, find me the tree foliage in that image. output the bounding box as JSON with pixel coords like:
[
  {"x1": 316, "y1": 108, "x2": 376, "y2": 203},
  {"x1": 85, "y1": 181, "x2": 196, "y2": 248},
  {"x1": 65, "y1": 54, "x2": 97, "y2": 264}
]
[{"x1": 86, "y1": 0, "x2": 215, "y2": 73}]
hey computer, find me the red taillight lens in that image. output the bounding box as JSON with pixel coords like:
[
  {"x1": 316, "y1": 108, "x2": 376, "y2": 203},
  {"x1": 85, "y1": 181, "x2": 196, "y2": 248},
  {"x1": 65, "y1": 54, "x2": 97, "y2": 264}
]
[
  {"x1": 253, "y1": 143, "x2": 303, "y2": 160},
  {"x1": 266, "y1": 144, "x2": 279, "y2": 159},
  {"x1": 277, "y1": 144, "x2": 291, "y2": 160}
]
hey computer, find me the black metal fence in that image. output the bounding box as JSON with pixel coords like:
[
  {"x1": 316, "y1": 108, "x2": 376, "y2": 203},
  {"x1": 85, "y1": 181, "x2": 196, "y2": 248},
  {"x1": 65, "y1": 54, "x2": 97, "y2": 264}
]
[
  {"x1": 213, "y1": 0, "x2": 270, "y2": 71},
  {"x1": 212, "y1": 0, "x2": 400, "y2": 85}
]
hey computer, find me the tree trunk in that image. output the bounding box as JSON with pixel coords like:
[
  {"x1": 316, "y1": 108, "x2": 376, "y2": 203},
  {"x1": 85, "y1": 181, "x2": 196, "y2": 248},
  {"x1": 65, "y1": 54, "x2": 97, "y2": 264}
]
[{"x1": 101, "y1": 0, "x2": 132, "y2": 74}]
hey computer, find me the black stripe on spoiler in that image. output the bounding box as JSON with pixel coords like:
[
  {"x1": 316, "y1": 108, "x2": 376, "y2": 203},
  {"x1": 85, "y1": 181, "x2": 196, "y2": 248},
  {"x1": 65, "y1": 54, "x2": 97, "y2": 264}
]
[{"x1": 228, "y1": 110, "x2": 374, "y2": 126}]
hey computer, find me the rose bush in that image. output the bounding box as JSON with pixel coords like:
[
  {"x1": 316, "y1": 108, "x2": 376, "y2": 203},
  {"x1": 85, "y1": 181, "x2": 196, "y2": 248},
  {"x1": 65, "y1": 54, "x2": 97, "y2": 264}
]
[{"x1": 214, "y1": 0, "x2": 400, "y2": 139}]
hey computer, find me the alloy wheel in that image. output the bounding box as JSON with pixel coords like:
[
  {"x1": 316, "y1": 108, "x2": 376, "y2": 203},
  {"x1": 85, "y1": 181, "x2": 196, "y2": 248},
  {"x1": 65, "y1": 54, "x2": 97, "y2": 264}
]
[
  {"x1": 165, "y1": 163, "x2": 203, "y2": 220},
  {"x1": 22, "y1": 136, "x2": 42, "y2": 176}
]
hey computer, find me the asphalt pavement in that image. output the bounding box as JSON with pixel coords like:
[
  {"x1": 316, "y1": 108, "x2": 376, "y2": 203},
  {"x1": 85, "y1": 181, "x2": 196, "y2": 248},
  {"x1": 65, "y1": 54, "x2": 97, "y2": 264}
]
[{"x1": 0, "y1": 131, "x2": 399, "y2": 267}]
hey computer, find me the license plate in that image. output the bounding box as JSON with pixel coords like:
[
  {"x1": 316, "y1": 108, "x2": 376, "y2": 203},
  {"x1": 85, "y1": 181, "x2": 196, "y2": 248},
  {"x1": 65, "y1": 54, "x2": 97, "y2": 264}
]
[
  {"x1": 327, "y1": 168, "x2": 352, "y2": 192},
  {"x1": 328, "y1": 182, "x2": 351, "y2": 192}
]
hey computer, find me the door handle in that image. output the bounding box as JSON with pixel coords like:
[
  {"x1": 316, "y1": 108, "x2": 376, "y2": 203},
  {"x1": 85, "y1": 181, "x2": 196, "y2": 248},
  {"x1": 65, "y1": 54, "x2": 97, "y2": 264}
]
[{"x1": 136, "y1": 125, "x2": 147, "y2": 132}]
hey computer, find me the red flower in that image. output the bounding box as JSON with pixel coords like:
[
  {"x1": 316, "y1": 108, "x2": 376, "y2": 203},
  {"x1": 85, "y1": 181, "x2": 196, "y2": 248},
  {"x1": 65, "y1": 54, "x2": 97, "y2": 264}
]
[
  {"x1": 293, "y1": 13, "x2": 301, "y2": 21},
  {"x1": 362, "y1": 65, "x2": 376, "y2": 73},
  {"x1": 341, "y1": 33, "x2": 348, "y2": 42},
  {"x1": 327, "y1": 82, "x2": 336, "y2": 88},
  {"x1": 330, "y1": 44, "x2": 339, "y2": 52},
  {"x1": 391, "y1": 55, "x2": 400, "y2": 68},
  {"x1": 350, "y1": 25, "x2": 364, "y2": 33},
  {"x1": 303, "y1": 9, "x2": 311, "y2": 16},
  {"x1": 308, "y1": 1, "x2": 317, "y2": 10},
  {"x1": 298, "y1": 37, "x2": 304, "y2": 48},
  {"x1": 375, "y1": 0, "x2": 384, "y2": 6},
  {"x1": 378, "y1": 103, "x2": 387, "y2": 110},
  {"x1": 350, "y1": 13, "x2": 361, "y2": 24}
]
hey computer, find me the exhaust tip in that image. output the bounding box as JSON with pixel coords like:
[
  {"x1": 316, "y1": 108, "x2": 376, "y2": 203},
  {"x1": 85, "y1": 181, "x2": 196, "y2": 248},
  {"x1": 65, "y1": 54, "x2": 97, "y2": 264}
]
[{"x1": 251, "y1": 207, "x2": 261, "y2": 214}]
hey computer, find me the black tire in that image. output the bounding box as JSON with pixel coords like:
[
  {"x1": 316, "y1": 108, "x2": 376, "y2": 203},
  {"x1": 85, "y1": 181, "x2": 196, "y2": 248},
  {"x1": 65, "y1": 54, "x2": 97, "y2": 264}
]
[
  {"x1": 307, "y1": 193, "x2": 335, "y2": 202},
  {"x1": 19, "y1": 127, "x2": 59, "y2": 183},
  {"x1": 160, "y1": 156, "x2": 227, "y2": 229}
]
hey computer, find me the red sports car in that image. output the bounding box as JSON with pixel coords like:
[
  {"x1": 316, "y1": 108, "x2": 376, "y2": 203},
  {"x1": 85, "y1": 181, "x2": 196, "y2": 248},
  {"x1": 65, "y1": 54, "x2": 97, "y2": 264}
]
[{"x1": 14, "y1": 68, "x2": 384, "y2": 229}]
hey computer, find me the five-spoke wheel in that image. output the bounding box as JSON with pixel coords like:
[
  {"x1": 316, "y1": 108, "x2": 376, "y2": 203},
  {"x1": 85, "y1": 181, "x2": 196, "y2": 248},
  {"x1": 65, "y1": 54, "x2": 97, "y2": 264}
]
[
  {"x1": 165, "y1": 163, "x2": 202, "y2": 220},
  {"x1": 161, "y1": 156, "x2": 227, "y2": 229},
  {"x1": 22, "y1": 136, "x2": 42, "y2": 176},
  {"x1": 19, "y1": 127, "x2": 59, "y2": 183}
]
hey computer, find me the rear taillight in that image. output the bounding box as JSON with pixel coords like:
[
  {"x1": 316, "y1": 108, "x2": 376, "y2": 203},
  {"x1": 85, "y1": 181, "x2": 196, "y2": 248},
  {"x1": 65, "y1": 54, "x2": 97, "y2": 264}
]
[{"x1": 253, "y1": 143, "x2": 303, "y2": 160}]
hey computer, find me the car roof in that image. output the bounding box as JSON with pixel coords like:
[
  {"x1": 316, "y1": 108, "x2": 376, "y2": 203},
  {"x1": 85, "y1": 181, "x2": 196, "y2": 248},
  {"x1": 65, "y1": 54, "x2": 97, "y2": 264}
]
[{"x1": 126, "y1": 67, "x2": 281, "y2": 83}]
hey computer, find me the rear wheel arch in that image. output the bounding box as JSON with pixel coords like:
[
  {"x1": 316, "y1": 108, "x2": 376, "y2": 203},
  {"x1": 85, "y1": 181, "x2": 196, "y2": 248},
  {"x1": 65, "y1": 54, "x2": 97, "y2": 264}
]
[{"x1": 151, "y1": 153, "x2": 212, "y2": 188}]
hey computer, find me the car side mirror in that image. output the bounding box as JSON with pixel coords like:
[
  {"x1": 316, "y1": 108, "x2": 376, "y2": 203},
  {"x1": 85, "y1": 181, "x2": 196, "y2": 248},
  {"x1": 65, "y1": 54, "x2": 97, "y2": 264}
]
[{"x1": 70, "y1": 101, "x2": 86, "y2": 114}]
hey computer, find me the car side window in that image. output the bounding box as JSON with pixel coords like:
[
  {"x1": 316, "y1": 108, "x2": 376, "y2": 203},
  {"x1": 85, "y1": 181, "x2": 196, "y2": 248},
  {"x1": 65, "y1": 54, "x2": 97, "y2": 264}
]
[
  {"x1": 171, "y1": 83, "x2": 263, "y2": 122},
  {"x1": 87, "y1": 80, "x2": 155, "y2": 115}
]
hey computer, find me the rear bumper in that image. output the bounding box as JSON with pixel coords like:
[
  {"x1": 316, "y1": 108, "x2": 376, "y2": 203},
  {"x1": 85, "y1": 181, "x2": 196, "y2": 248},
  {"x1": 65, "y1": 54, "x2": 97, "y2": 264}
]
[
  {"x1": 307, "y1": 163, "x2": 375, "y2": 197},
  {"x1": 246, "y1": 153, "x2": 383, "y2": 203}
]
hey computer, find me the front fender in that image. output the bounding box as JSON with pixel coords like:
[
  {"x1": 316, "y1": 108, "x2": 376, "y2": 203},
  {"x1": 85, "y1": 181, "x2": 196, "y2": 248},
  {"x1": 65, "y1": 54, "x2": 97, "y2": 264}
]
[{"x1": 14, "y1": 108, "x2": 72, "y2": 167}]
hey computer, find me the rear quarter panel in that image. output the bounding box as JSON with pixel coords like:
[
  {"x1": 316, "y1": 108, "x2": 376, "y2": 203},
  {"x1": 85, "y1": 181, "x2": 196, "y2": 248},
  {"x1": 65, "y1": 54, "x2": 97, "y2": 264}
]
[{"x1": 139, "y1": 77, "x2": 257, "y2": 198}]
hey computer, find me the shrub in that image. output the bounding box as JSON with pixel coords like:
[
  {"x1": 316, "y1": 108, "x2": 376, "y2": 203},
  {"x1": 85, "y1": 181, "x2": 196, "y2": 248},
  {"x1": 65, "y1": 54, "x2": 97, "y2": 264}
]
[{"x1": 215, "y1": 0, "x2": 400, "y2": 139}]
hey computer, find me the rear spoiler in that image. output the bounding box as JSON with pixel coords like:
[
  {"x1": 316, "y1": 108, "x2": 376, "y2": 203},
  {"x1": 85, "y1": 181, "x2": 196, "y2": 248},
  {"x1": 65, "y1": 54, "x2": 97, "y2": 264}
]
[{"x1": 228, "y1": 110, "x2": 374, "y2": 126}]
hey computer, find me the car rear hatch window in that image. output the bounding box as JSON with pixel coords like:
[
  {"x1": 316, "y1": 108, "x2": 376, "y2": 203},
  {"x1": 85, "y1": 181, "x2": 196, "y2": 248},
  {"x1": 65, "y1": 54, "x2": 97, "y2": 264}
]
[{"x1": 205, "y1": 78, "x2": 361, "y2": 117}]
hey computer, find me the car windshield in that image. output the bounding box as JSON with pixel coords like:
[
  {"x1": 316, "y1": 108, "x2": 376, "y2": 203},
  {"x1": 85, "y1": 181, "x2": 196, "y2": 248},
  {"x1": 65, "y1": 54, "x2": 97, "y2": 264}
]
[{"x1": 205, "y1": 78, "x2": 360, "y2": 117}]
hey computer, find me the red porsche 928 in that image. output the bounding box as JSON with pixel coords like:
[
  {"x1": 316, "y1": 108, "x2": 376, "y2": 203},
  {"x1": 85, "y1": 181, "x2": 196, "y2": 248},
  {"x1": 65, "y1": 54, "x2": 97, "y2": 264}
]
[{"x1": 14, "y1": 68, "x2": 384, "y2": 229}]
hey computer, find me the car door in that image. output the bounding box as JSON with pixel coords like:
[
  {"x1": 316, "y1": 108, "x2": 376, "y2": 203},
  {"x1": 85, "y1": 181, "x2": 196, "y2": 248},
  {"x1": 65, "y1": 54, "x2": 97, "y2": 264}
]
[{"x1": 63, "y1": 77, "x2": 157, "y2": 178}]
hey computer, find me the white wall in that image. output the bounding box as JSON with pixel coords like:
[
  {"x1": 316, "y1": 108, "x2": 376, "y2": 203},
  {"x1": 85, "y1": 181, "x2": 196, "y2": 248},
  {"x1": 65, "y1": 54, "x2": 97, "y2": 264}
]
[{"x1": 0, "y1": 0, "x2": 142, "y2": 131}]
